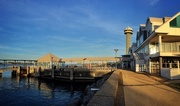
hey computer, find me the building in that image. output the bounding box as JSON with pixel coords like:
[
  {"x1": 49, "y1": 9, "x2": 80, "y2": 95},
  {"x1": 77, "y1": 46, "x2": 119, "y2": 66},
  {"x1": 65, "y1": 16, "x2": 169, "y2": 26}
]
[
  {"x1": 37, "y1": 53, "x2": 62, "y2": 69},
  {"x1": 121, "y1": 27, "x2": 133, "y2": 69},
  {"x1": 130, "y1": 12, "x2": 180, "y2": 79},
  {"x1": 124, "y1": 27, "x2": 133, "y2": 54},
  {"x1": 36, "y1": 53, "x2": 121, "y2": 69}
]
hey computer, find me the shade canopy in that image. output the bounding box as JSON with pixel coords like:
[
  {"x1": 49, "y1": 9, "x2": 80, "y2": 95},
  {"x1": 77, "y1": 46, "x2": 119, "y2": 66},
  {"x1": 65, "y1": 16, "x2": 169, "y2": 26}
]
[{"x1": 37, "y1": 53, "x2": 60, "y2": 63}]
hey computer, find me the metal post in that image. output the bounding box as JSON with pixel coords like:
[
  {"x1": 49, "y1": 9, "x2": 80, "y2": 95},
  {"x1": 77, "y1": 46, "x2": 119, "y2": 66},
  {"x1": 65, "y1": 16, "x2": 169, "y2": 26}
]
[
  {"x1": 71, "y1": 60, "x2": 72, "y2": 68},
  {"x1": 27, "y1": 66, "x2": 30, "y2": 77},
  {"x1": 51, "y1": 57, "x2": 54, "y2": 79},
  {"x1": 83, "y1": 58, "x2": 86, "y2": 68},
  {"x1": 38, "y1": 67, "x2": 41, "y2": 78},
  {"x1": 24, "y1": 60, "x2": 25, "y2": 68},
  {"x1": 114, "y1": 49, "x2": 118, "y2": 69},
  {"x1": 70, "y1": 68, "x2": 74, "y2": 81},
  {"x1": 3, "y1": 60, "x2": 6, "y2": 70}
]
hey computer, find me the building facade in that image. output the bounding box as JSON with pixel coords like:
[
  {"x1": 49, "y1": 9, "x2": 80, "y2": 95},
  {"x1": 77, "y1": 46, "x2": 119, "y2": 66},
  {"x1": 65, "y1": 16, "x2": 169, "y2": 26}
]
[
  {"x1": 121, "y1": 27, "x2": 133, "y2": 69},
  {"x1": 130, "y1": 12, "x2": 180, "y2": 79}
]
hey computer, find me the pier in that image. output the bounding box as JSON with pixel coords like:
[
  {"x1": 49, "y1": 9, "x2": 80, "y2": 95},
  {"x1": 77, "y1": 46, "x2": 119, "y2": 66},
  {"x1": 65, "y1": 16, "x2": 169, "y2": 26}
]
[
  {"x1": 39, "y1": 67, "x2": 114, "y2": 82},
  {"x1": 0, "y1": 59, "x2": 36, "y2": 76},
  {"x1": 0, "y1": 58, "x2": 115, "y2": 82}
]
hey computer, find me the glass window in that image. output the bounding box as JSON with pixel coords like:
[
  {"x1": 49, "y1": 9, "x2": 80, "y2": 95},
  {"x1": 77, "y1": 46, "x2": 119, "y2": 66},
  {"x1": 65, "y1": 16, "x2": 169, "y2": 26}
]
[{"x1": 170, "y1": 15, "x2": 180, "y2": 28}]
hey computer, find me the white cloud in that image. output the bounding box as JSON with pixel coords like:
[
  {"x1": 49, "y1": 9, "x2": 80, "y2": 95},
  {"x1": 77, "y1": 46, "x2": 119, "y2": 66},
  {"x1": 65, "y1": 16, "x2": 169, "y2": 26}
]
[
  {"x1": 149, "y1": 0, "x2": 160, "y2": 6},
  {"x1": 0, "y1": 45, "x2": 9, "y2": 49}
]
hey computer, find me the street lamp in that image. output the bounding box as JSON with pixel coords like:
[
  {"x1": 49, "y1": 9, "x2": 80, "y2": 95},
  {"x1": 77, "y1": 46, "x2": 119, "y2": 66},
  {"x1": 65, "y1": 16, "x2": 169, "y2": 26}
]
[
  {"x1": 83, "y1": 58, "x2": 86, "y2": 68},
  {"x1": 114, "y1": 49, "x2": 118, "y2": 69},
  {"x1": 51, "y1": 57, "x2": 53, "y2": 69}
]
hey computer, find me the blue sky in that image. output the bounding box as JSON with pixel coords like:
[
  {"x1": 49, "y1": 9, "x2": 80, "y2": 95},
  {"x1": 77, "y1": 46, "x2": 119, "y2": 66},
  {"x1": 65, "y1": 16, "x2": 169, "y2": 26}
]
[{"x1": 0, "y1": 0, "x2": 180, "y2": 59}]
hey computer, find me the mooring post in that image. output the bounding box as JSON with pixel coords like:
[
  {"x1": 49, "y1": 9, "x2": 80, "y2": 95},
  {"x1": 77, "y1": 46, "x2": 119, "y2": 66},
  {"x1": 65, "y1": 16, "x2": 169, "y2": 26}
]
[
  {"x1": 52, "y1": 66, "x2": 55, "y2": 79},
  {"x1": 3, "y1": 60, "x2": 6, "y2": 70},
  {"x1": 38, "y1": 67, "x2": 41, "y2": 78},
  {"x1": 17, "y1": 66, "x2": 21, "y2": 76},
  {"x1": 27, "y1": 66, "x2": 30, "y2": 77},
  {"x1": 70, "y1": 68, "x2": 74, "y2": 81}
]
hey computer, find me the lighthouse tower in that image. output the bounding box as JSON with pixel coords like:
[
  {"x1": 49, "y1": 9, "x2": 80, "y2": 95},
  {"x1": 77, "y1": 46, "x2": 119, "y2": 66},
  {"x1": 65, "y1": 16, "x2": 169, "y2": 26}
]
[{"x1": 124, "y1": 27, "x2": 133, "y2": 54}]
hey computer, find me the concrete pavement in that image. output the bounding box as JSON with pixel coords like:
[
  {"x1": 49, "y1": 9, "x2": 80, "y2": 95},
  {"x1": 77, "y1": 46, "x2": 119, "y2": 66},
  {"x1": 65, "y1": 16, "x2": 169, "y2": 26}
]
[{"x1": 119, "y1": 70, "x2": 180, "y2": 106}]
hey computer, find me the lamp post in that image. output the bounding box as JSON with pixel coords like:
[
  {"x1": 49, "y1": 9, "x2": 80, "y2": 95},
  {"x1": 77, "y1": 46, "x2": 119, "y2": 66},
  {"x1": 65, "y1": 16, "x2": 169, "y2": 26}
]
[
  {"x1": 114, "y1": 49, "x2": 118, "y2": 69},
  {"x1": 83, "y1": 58, "x2": 86, "y2": 68},
  {"x1": 59, "y1": 58, "x2": 62, "y2": 68},
  {"x1": 70, "y1": 60, "x2": 72, "y2": 68},
  {"x1": 51, "y1": 57, "x2": 54, "y2": 79},
  {"x1": 51, "y1": 57, "x2": 53, "y2": 69}
]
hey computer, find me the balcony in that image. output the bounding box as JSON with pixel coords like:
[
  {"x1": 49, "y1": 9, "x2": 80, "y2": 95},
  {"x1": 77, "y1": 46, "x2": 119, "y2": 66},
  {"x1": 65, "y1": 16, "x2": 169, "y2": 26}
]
[
  {"x1": 150, "y1": 42, "x2": 180, "y2": 55},
  {"x1": 162, "y1": 43, "x2": 180, "y2": 52}
]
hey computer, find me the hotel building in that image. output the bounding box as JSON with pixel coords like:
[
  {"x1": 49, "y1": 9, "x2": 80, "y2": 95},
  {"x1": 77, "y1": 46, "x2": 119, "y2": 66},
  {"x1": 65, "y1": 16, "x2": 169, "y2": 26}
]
[{"x1": 129, "y1": 12, "x2": 180, "y2": 79}]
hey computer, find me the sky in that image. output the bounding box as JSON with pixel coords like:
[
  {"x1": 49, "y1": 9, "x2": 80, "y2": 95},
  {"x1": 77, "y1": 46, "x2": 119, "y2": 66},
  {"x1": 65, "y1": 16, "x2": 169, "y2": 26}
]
[{"x1": 0, "y1": 0, "x2": 180, "y2": 59}]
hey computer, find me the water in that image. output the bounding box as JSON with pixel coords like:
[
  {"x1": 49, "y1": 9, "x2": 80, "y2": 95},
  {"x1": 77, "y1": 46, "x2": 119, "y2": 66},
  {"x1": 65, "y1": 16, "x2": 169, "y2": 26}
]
[
  {"x1": 0, "y1": 75, "x2": 90, "y2": 106},
  {"x1": 2, "y1": 70, "x2": 12, "y2": 78}
]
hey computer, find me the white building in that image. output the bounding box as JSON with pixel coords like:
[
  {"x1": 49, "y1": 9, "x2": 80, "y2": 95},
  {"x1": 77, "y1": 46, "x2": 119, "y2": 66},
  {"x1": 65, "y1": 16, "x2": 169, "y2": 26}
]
[{"x1": 130, "y1": 12, "x2": 180, "y2": 79}]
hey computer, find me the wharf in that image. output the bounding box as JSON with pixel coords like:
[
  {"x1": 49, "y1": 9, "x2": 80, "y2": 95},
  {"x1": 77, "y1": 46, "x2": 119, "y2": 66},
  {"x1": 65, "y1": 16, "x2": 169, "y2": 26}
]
[
  {"x1": 88, "y1": 69, "x2": 180, "y2": 106},
  {"x1": 40, "y1": 75, "x2": 98, "y2": 82}
]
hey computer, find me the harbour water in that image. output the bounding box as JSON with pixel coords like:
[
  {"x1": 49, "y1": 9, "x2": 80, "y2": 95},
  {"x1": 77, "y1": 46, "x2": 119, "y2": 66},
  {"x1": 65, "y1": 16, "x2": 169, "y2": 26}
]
[{"x1": 0, "y1": 73, "x2": 91, "y2": 106}]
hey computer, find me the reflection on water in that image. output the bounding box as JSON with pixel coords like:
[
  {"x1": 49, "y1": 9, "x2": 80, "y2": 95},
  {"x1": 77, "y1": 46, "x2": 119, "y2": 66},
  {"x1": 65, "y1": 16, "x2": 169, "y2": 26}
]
[
  {"x1": 2, "y1": 70, "x2": 12, "y2": 78},
  {"x1": 0, "y1": 76, "x2": 90, "y2": 106}
]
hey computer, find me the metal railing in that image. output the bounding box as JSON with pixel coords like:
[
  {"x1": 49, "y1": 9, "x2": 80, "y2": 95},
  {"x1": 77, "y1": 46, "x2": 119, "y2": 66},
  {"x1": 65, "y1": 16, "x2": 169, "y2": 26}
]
[
  {"x1": 161, "y1": 43, "x2": 180, "y2": 52},
  {"x1": 150, "y1": 42, "x2": 180, "y2": 54}
]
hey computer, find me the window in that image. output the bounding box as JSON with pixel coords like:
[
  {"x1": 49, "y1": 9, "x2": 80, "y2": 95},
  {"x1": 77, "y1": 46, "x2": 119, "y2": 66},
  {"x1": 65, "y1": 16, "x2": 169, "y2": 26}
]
[
  {"x1": 170, "y1": 15, "x2": 180, "y2": 28},
  {"x1": 154, "y1": 25, "x2": 159, "y2": 30},
  {"x1": 148, "y1": 30, "x2": 151, "y2": 36}
]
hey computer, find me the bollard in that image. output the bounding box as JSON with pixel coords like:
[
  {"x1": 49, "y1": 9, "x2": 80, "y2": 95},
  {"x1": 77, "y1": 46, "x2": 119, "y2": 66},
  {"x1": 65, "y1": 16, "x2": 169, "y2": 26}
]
[
  {"x1": 52, "y1": 66, "x2": 55, "y2": 79},
  {"x1": 70, "y1": 68, "x2": 74, "y2": 81},
  {"x1": 17, "y1": 66, "x2": 21, "y2": 76},
  {"x1": 38, "y1": 67, "x2": 41, "y2": 78},
  {"x1": 27, "y1": 66, "x2": 30, "y2": 77}
]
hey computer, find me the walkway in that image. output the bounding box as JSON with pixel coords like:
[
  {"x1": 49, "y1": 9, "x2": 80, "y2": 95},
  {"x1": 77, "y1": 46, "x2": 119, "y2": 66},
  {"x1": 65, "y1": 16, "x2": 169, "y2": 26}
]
[{"x1": 118, "y1": 70, "x2": 180, "y2": 106}]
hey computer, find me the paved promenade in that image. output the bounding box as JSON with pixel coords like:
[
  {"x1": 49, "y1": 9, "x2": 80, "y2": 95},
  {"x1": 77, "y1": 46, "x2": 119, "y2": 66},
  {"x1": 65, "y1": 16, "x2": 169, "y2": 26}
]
[{"x1": 119, "y1": 70, "x2": 180, "y2": 106}]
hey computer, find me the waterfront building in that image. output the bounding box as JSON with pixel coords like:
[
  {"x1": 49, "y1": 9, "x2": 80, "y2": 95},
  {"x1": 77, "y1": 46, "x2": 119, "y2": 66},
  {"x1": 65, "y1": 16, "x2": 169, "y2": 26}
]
[
  {"x1": 124, "y1": 27, "x2": 133, "y2": 54},
  {"x1": 62, "y1": 57, "x2": 121, "y2": 69},
  {"x1": 37, "y1": 53, "x2": 62, "y2": 69},
  {"x1": 121, "y1": 27, "x2": 133, "y2": 69},
  {"x1": 36, "y1": 53, "x2": 121, "y2": 69},
  {"x1": 130, "y1": 12, "x2": 180, "y2": 79}
]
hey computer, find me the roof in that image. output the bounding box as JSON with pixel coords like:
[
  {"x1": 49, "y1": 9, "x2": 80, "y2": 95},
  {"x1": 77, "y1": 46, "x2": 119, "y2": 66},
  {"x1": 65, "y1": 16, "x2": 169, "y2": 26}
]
[
  {"x1": 61, "y1": 57, "x2": 121, "y2": 62},
  {"x1": 146, "y1": 17, "x2": 163, "y2": 26},
  {"x1": 125, "y1": 26, "x2": 133, "y2": 31},
  {"x1": 149, "y1": 17, "x2": 163, "y2": 22},
  {"x1": 135, "y1": 12, "x2": 180, "y2": 52},
  {"x1": 124, "y1": 26, "x2": 133, "y2": 34},
  {"x1": 37, "y1": 53, "x2": 60, "y2": 63},
  {"x1": 155, "y1": 12, "x2": 180, "y2": 34}
]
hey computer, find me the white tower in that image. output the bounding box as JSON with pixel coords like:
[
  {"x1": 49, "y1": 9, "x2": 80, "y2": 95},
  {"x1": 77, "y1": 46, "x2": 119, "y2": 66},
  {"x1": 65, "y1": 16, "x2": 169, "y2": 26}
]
[{"x1": 124, "y1": 27, "x2": 133, "y2": 54}]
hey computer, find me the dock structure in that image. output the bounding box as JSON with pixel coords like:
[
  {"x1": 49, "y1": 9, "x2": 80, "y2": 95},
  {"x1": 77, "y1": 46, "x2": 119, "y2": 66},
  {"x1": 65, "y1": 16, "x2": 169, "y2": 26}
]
[
  {"x1": 0, "y1": 53, "x2": 120, "y2": 81},
  {"x1": 0, "y1": 59, "x2": 37, "y2": 76},
  {"x1": 0, "y1": 59, "x2": 37, "y2": 69},
  {"x1": 38, "y1": 67, "x2": 113, "y2": 82},
  {"x1": 36, "y1": 53, "x2": 122, "y2": 70}
]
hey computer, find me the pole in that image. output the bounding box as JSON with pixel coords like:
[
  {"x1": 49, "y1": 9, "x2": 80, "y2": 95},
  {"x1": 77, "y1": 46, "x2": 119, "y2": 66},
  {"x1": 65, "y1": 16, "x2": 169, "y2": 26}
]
[
  {"x1": 51, "y1": 57, "x2": 54, "y2": 79},
  {"x1": 70, "y1": 68, "x2": 74, "y2": 81},
  {"x1": 114, "y1": 49, "x2": 118, "y2": 69}
]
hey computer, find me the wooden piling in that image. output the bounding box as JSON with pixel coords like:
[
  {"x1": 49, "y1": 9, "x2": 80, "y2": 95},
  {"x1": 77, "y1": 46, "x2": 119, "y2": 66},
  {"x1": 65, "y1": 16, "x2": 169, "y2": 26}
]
[
  {"x1": 17, "y1": 66, "x2": 21, "y2": 76},
  {"x1": 70, "y1": 68, "x2": 74, "y2": 81},
  {"x1": 38, "y1": 67, "x2": 41, "y2": 78},
  {"x1": 52, "y1": 66, "x2": 55, "y2": 79},
  {"x1": 27, "y1": 66, "x2": 30, "y2": 77}
]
